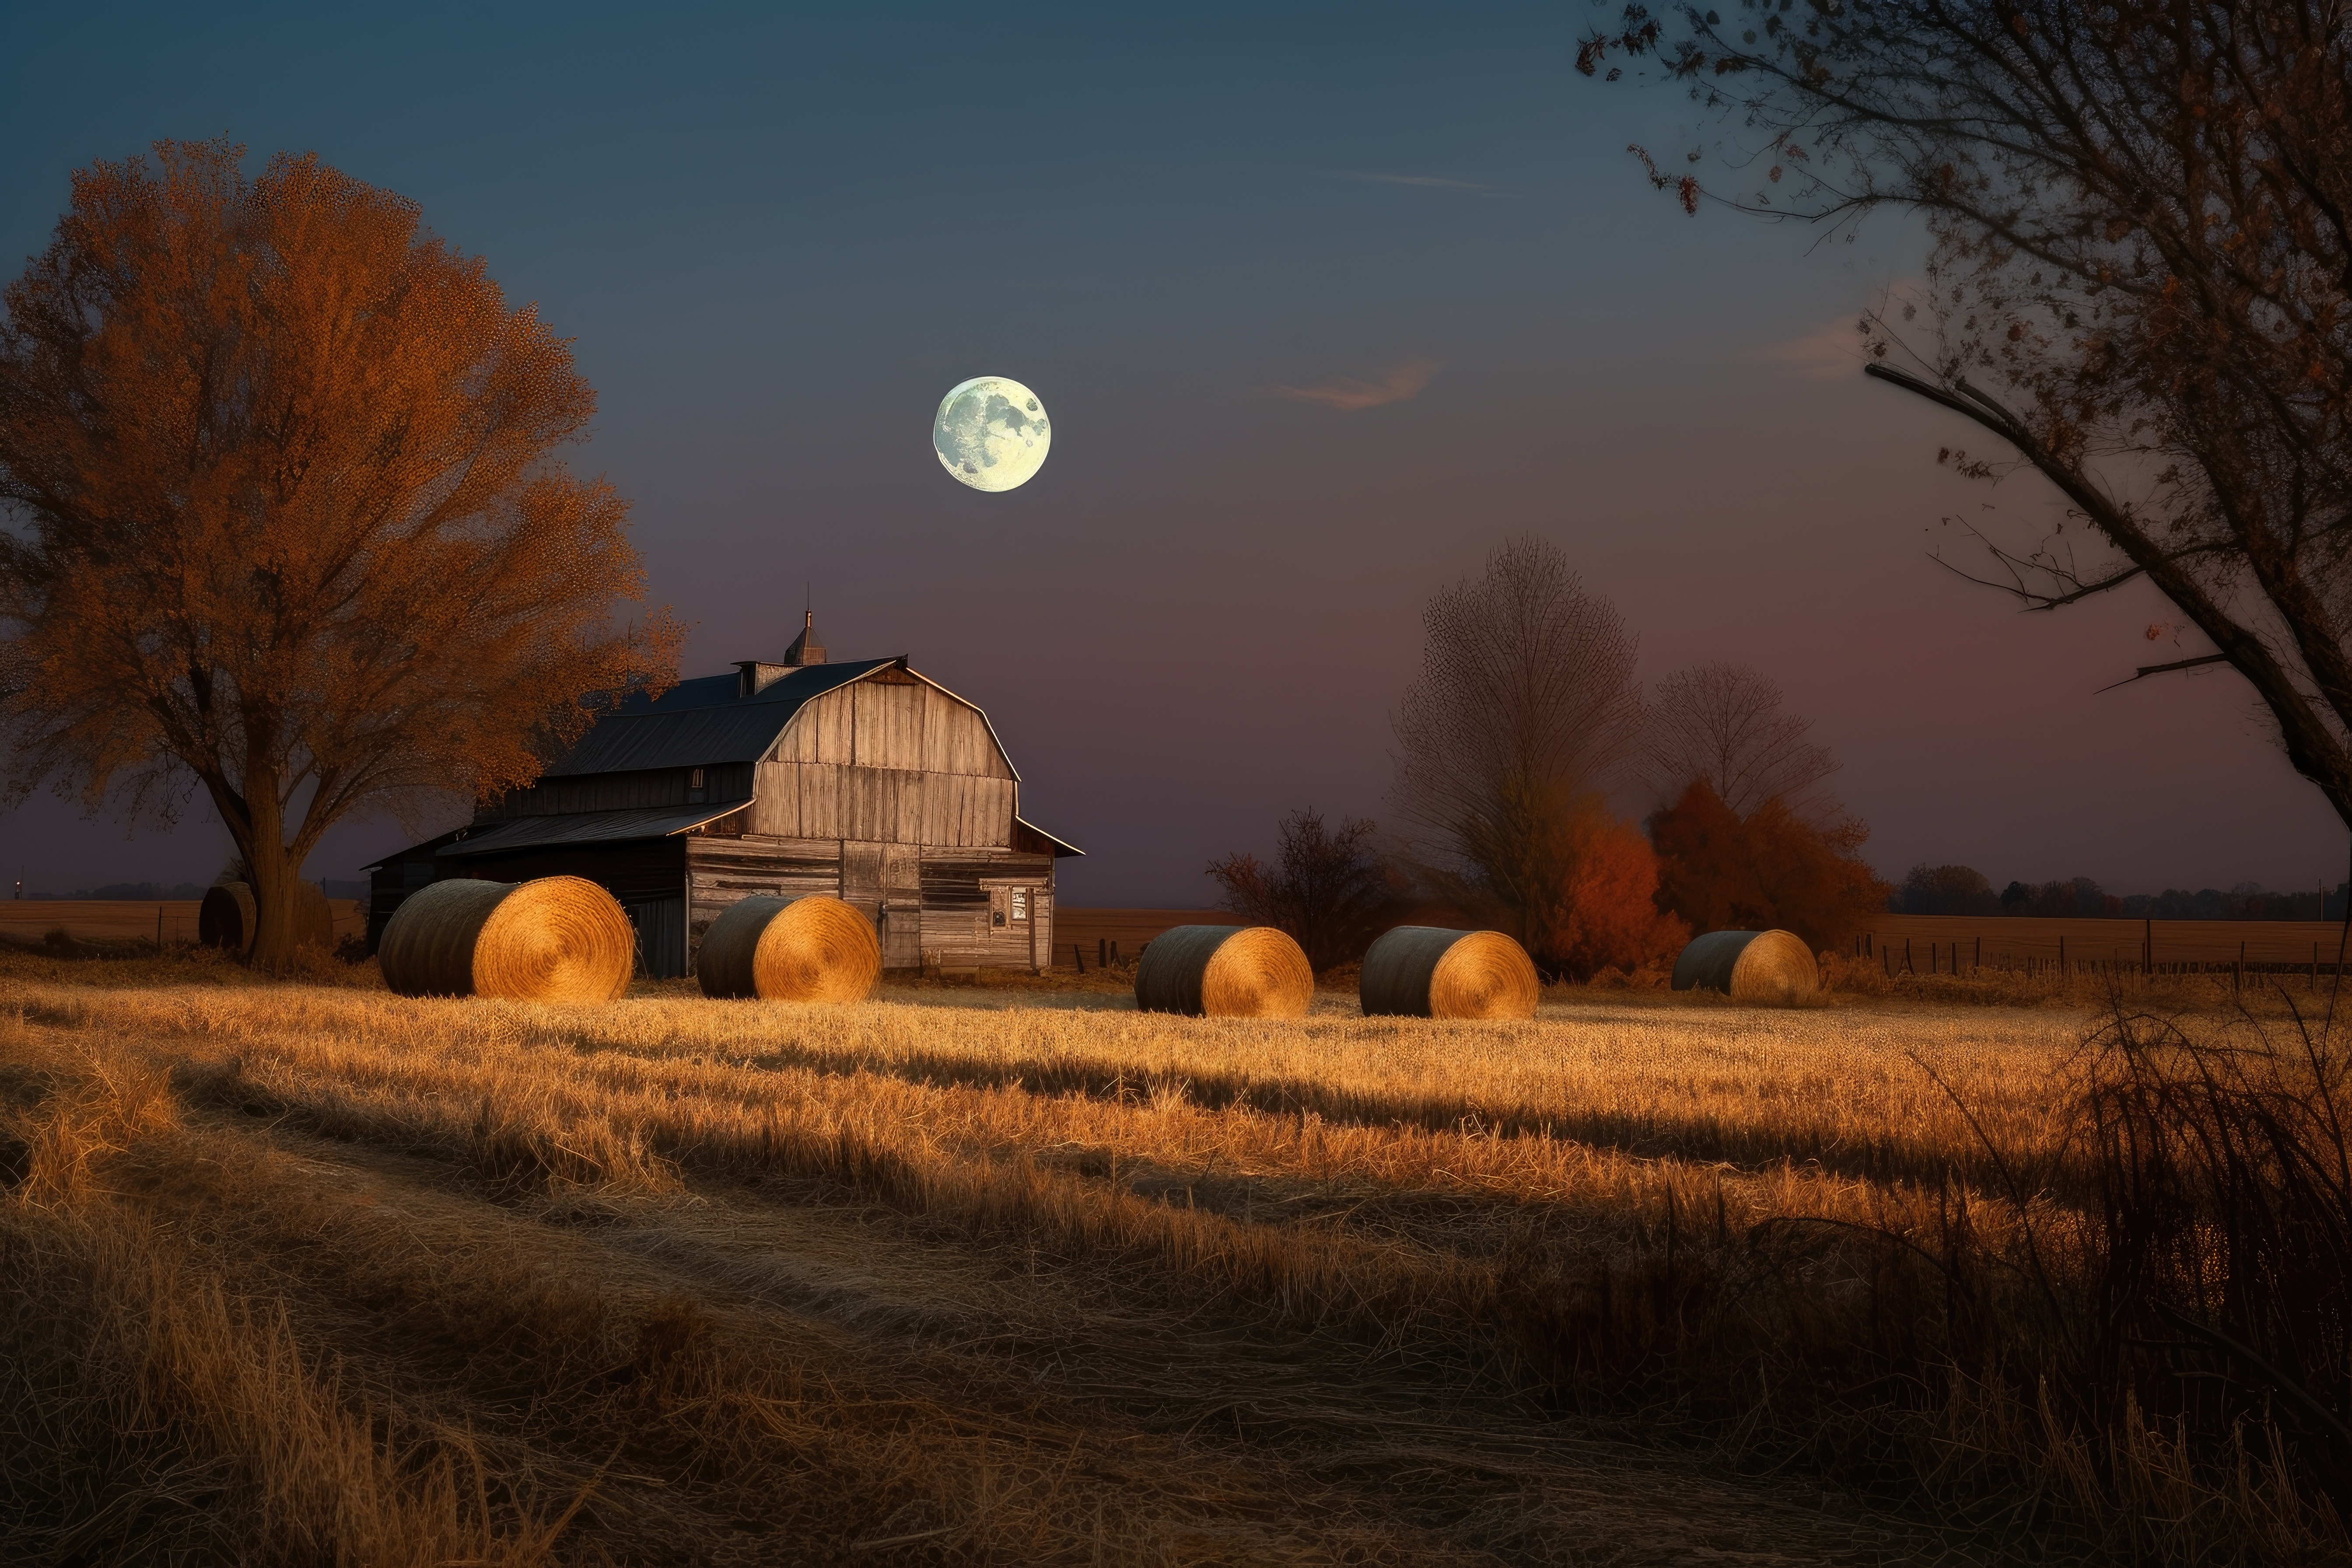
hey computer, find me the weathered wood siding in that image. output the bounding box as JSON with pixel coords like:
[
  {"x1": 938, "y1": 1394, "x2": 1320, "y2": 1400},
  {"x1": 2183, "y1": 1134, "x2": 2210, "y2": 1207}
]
[
  {"x1": 684, "y1": 837, "x2": 1048, "y2": 973},
  {"x1": 919, "y1": 850, "x2": 1055, "y2": 970},
  {"x1": 685, "y1": 836, "x2": 842, "y2": 965},
  {"x1": 751, "y1": 680, "x2": 1016, "y2": 847}
]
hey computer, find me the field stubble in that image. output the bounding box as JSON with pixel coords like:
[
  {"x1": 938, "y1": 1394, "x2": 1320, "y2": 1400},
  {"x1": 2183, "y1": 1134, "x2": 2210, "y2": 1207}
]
[{"x1": 0, "y1": 953, "x2": 2339, "y2": 1565}]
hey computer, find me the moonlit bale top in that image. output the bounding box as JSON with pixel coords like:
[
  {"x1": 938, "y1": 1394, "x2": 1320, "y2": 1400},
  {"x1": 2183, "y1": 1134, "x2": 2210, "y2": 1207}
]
[
  {"x1": 379, "y1": 877, "x2": 634, "y2": 1003},
  {"x1": 1671, "y1": 928, "x2": 1818, "y2": 1004},
  {"x1": 696, "y1": 894, "x2": 880, "y2": 1003},
  {"x1": 200, "y1": 880, "x2": 332, "y2": 955},
  {"x1": 1360, "y1": 926, "x2": 1540, "y2": 1020},
  {"x1": 1134, "y1": 925, "x2": 1313, "y2": 1019}
]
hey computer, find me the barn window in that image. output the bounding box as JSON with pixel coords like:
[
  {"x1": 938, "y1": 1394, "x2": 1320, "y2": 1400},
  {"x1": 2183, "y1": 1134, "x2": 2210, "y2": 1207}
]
[
  {"x1": 1009, "y1": 888, "x2": 1028, "y2": 923},
  {"x1": 687, "y1": 767, "x2": 706, "y2": 803}
]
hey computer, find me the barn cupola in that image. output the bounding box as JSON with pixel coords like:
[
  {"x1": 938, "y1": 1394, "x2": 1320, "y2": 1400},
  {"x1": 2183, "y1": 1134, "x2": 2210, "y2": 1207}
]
[
  {"x1": 783, "y1": 610, "x2": 826, "y2": 667},
  {"x1": 735, "y1": 611, "x2": 830, "y2": 696}
]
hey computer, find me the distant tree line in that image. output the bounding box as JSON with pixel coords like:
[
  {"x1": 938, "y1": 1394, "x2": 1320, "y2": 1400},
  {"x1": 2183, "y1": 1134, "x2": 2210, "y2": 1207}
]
[
  {"x1": 1215, "y1": 537, "x2": 2352, "y2": 978},
  {"x1": 1896, "y1": 864, "x2": 2350, "y2": 922},
  {"x1": 15, "y1": 876, "x2": 373, "y2": 902},
  {"x1": 17, "y1": 880, "x2": 208, "y2": 902},
  {"x1": 1212, "y1": 537, "x2": 1893, "y2": 980}
]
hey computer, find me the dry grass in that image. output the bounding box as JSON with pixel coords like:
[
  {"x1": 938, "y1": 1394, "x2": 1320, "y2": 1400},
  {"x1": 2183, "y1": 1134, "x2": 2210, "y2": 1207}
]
[{"x1": 0, "y1": 949, "x2": 2342, "y2": 1564}]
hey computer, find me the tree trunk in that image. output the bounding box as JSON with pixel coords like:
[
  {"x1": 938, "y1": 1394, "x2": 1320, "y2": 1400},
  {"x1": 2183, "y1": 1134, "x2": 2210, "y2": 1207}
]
[
  {"x1": 242, "y1": 840, "x2": 307, "y2": 972},
  {"x1": 223, "y1": 779, "x2": 308, "y2": 973}
]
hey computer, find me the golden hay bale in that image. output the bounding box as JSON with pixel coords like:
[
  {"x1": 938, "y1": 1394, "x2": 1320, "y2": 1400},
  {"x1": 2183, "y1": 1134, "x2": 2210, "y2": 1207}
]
[
  {"x1": 1133, "y1": 925, "x2": 1313, "y2": 1018},
  {"x1": 379, "y1": 876, "x2": 634, "y2": 1003},
  {"x1": 1359, "y1": 926, "x2": 1540, "y2": 1019},
  {"x1": 1671, "y1": 928, "x2": 1818, "y2": 1004},
  {"x1": 198, "y1": 882, "x2": 256, "y2": 952},
  {"x1": 199, "y1": 880, "x2": 332, "y2": 954},
  {"x1": 696, "y1": 894, "x2": 880, "y2": 1003}
]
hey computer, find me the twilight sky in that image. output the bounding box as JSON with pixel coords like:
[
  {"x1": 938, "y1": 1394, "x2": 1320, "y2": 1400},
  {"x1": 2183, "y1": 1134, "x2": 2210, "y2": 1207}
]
[{"x1": 3, "y1": 2, "x2": 2343, "y2": 904}]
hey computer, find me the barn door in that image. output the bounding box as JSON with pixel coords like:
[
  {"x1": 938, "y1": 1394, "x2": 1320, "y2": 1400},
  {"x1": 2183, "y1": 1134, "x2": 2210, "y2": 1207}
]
[
  {"x1": 880, "y1": 845, "x2": 921, "y2": 970},
  {"x1": 840, "y1": 842, "x2": 883, "y2": 928}
]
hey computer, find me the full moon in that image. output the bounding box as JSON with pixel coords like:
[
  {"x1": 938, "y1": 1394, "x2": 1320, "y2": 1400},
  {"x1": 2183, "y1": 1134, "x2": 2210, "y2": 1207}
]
[{"x1": 932, "y1": 376, "x2": 1050, "y2": 492}]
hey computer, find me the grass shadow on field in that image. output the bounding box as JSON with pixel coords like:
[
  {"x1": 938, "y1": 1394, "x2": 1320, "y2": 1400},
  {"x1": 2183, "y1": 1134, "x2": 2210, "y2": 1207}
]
[{"x1": 626, "y1": 1012, "x2": 2048, "y2": 1196}]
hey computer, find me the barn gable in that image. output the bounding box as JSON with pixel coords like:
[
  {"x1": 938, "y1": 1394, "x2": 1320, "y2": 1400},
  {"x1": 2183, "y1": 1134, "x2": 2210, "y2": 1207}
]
[{"x1": 365, "y1": 642, "x2": 1078, "y2": 980}]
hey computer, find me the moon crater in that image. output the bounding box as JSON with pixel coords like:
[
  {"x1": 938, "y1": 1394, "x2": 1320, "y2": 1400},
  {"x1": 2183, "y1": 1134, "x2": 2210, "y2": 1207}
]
[{"x1": 933, "y1": 376, "x2": 1049, "y2": 492}]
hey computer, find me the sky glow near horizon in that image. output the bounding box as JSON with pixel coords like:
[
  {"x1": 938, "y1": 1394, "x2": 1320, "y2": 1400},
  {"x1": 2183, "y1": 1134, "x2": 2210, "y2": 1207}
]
[{"x1": 0, "y1": 2, "x2": 2344, "y2": 904}]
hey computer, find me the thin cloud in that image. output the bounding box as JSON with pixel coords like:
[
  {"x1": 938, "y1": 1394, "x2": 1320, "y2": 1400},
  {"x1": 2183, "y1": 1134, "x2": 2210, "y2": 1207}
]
[
  {"x1": 1762, "y1": 318, "x2": 1870, "y2": 380},
  {"x1": 1268, "y1": 358, "x2": 1438, "y2": 412},
  {"x1": 1764, "y1": 281, "x2": 1932, "y2": 380},
  {"x1": 1340, "y1": 170, "x2": 1501, "y2": 194}
]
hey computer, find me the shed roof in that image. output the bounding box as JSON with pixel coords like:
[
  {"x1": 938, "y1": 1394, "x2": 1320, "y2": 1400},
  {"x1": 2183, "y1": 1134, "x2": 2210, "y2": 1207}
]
[
  {"x1": 546, "y1": 658, "x2": 894, "y2": 776},
  {"x1": 439, "y1": 800, "x2": 752, "y2": 858},
  {"x1": 1014, "y1": 815, "x2": 1085, "y2": 858}
]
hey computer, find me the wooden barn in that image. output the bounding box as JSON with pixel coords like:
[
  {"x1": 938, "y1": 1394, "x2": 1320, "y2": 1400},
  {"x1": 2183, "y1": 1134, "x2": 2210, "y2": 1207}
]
[{"x1": 364, "y1": 616, "x2": 1079, "y2": 978}]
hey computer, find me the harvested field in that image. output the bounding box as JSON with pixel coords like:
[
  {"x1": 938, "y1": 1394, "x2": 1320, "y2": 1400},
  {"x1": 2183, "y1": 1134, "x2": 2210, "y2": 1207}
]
[
  {"x1": 0, "y1": 953, "x2": 2339, "y2": 1565},
  {"x1": 0, "y1": 898, "x2": 366, "y2": 948}
]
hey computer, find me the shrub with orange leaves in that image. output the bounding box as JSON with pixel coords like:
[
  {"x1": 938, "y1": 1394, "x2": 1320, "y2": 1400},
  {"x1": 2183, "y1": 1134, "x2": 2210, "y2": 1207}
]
[
  {"x1": 1528, "y1": 802, "x2": 1690, "y2": 980},
  {"x1": 1649, "y1": 780, "x2": 1890, "y2": 955}
]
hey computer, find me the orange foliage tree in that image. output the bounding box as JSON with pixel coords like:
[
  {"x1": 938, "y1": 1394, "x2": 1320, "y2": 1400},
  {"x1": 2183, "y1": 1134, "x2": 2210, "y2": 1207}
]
[
  {"x1": 1526, "y1": 797, "x2": 1689, "y2": 979},
  {"x1": 0, "y1": 141, "x2": 678, "y2": 966},
  {"x1": 1648, "y1": 780, "x2": 1891, "y2": 956}
]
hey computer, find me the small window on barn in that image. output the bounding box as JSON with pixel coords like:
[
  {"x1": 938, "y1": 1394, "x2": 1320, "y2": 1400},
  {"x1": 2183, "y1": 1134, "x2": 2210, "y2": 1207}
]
[
  {"x1": 687, "y1": 767, "x2": 706, "y2": 804},
  {"x1": 990, "y1": 888, "x2": 1009, "y2": 928},
  {"x1": 1009, "y1": 888, "x2": 1028, "y2": 923}
]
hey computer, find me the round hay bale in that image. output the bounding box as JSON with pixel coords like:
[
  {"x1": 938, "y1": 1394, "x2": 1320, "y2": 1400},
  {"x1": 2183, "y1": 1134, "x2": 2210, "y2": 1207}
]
[
  {"x1": 1671, "y1": 929, "x2": 1818, "y2": 1004},
  {"x1": 696, "y1": 894, "x2": 880, "y2": 1002},
  {"x1": 379, "y1": 876, "x2": 634, "y2": 1003},
  {"x1": 1134, "y1": 925, "x2": 1313, "y2": 1018},
  {"x1": 198, "y1": 879, "x2": 332, "y2": 955},
  {"x1": 1360, "y1": 926, "x2": 1540, "y2": 1019},
  {"x1": 199, "y1": 882, "x2": 256, "y2": 953}
]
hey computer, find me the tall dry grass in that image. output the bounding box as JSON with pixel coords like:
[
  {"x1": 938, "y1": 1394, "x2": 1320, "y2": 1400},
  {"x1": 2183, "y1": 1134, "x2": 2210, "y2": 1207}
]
[{"x1": 1, "y1": 953, "x2": 2345, "y2": 1562}]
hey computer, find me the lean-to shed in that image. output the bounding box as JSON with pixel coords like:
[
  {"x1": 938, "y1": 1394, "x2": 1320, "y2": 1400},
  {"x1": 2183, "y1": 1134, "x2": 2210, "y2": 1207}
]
[{"x1": 365, "y1": 615, "x2": 1079, "y2": 977}]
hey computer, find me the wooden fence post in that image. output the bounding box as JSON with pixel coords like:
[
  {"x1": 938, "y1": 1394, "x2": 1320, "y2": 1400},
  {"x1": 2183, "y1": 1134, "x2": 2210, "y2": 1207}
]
[{"x1": 1073, "y1": 942, "x2": 1085, "y2": 974}]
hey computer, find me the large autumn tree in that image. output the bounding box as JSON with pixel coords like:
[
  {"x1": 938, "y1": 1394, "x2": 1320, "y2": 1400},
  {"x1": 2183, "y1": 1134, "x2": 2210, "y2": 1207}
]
[
  {"x1": 0, "y1": 141, "x2": 677, "y2": 966},
  {"x1": 1645, "y1": 661, "x2": 1887, "y2": 950},
  {"x1": 1581, "y1": 0, "x2": 2352, "y2": 833},
  {"x1": 1390, "y1": 536, "x2": 1685, "y2": 975}
]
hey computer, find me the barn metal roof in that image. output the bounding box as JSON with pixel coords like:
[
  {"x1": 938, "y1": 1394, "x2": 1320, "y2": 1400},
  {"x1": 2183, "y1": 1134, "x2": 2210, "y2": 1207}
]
[
  {"x1": 438, "y1": 801, "x2": 752, "y2": 857},
  {"x1": 543, "y1": 658, "x2": 895, "y2": 776}
]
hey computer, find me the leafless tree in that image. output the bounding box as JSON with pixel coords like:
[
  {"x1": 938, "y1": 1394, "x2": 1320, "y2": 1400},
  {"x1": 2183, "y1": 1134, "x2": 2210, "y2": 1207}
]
[
  {"x1": 1206, "y1": 808, "x2": 1394, "y2": 971},
  {"x1": 1648, "y1": 662, "x2": 1838, "y2": 819},
  {"x1": 1390, "y1": 536, "x2": 1647, "y2": 924},
  {"x1": 1581, "y1": 1, "x2": 2352, "y2": 832}
]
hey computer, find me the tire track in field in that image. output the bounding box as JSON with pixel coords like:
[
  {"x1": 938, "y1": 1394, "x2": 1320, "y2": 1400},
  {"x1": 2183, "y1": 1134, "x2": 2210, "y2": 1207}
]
[{"x1": 206, "y1": 1104, "x2": 1965, "y2": 1568}]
